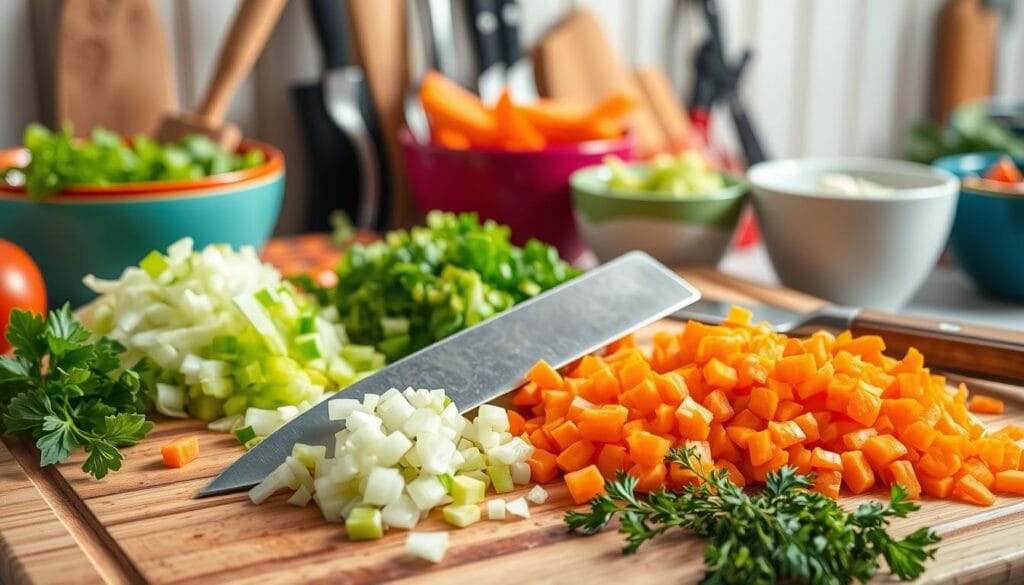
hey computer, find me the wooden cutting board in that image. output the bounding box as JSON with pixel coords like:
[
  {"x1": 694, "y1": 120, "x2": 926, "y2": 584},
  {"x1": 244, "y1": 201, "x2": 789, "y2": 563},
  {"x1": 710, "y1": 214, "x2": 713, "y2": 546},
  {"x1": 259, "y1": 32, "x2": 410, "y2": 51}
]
[
  {"x1": 56, "y1": 0, "x2": 177, "y2": 136},
  {"x1": 2, "y1": 238, "x2": 1024, "y2": 585}
]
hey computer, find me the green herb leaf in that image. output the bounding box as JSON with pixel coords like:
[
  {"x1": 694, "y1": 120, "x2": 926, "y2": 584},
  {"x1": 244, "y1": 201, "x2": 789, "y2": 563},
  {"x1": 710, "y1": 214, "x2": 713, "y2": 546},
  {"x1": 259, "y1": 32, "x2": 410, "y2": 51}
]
[
  {"x1": 565, "y1": 446, "x2": 940, "y2": 584},
  {"x1": 0, "y1": 305, "x2": 153, "y2": 479}
]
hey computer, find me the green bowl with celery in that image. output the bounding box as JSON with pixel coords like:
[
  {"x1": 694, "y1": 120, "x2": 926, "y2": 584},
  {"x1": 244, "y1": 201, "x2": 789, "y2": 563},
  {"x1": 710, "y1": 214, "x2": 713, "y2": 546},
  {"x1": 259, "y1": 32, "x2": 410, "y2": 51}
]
[
  {"x1": 571, "y1": 153, "x2": 748, "y2": 267},
  {"x1": 0, "y1": 125, "x2": 285, "y2": 307}
]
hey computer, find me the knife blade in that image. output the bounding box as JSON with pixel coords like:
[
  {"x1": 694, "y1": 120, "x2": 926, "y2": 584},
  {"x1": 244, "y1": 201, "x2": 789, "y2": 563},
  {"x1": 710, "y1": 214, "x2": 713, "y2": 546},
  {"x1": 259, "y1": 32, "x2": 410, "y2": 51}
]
[
  {"x1": 673, "y1": 299, "x2": 1024, "y2": 383},
  {"x1": 200, "y1": 252, "x2": 700, "y2": 497}
]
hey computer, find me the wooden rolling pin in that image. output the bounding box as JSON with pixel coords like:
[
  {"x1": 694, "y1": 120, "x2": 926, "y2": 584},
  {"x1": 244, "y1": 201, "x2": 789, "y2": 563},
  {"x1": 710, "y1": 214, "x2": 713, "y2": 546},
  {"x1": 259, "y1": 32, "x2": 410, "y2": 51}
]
[{"x1": 155, "y1": 0, "x2": 287, "y2": 150}]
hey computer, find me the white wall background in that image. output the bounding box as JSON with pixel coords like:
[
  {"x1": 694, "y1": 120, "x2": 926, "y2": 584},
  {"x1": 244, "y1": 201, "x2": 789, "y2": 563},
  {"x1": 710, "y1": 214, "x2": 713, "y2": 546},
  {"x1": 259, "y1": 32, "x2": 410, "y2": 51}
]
[{"x1": 3, "y1": 0, "x2": 1023, "y2": 234}]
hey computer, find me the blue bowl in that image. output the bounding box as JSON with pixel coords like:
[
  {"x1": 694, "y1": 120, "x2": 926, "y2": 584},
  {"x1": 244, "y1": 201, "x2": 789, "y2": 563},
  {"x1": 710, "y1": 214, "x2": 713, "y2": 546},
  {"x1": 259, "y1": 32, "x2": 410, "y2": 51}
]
[
  {"x1": 933, "y1": 152, "x2": 1024, "y2": 300},
  {"x1": 0, "y1": 141, "x2": 285, "y2": 307}
]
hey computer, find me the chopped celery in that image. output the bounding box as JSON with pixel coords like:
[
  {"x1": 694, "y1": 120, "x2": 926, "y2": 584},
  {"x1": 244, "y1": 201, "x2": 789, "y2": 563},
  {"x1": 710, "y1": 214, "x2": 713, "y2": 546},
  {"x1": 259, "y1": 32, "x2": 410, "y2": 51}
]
[
  {"x1": 451, "y1": 475, "x2": 486, "y2": 505},
  {"x1": 486, "y1": 464, "x2": 514, "y2": 494},
  {"x1": 345, "y1": 507, "x2": 383, "y2": 540},
  {"x1": 437, "y1": 473, "x2": 454, "y2": 494},
  {"x1": 191, "y1": 395, "x2": 224, "y2": 421},
  {"x1": 442, "y1": 504, "x2": 481, "y2": 528},
  {"x1": 297, "y1": 314, "x2": 317, "y2": 334},
  {"x1": 254, "y1": 287, "x2": 281, "y2": 307},
  {"x1": 139, "y1": 250, "x2": 169, "y2": 278},
  {"x1": 234, "y1": 425, "x2": 257, "y2": 444},
  {"x1": 244, "y1": 436, "x2": 265, "y2": 450},
  {"x1": 294, "y1": 333, "x2": 323, "y2": 360}
]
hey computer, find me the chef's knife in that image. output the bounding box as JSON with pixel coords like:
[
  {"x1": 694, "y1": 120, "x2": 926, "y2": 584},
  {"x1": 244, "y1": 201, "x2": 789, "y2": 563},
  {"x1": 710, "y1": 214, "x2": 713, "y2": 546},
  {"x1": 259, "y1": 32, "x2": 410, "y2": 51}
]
[
  {"x1": 495, "y1": 0, "x2": 537, "y2": 102},
  {"x1": 200, "y1": 252, "x2": 700, "y2": 497},
  {"x1": 466, "y1": 0, "x2": 505, "y2": 103},
  {"x1": 310, "y1": 0, "x2": 387, "y2": 231},
  {"x1": 674, "y1": 299, "x2": 1024, "y2": 383}
]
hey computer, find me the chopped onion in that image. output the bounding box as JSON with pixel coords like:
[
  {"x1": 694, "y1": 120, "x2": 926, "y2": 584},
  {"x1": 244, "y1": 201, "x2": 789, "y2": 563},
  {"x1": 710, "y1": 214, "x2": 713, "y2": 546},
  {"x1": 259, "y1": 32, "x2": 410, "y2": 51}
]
[
  {"x1": 526, "y1": 484, "x2": 549, "y2": 505},
  {"x1": 406, "y1": 532, "x2": 449, "y2": 563},
  {"x1": 487, "y1": 499, "x2": 506, "y2": 520},
  {"x1": 506, "y1": 497, "x2": 530, "y2": 519}
]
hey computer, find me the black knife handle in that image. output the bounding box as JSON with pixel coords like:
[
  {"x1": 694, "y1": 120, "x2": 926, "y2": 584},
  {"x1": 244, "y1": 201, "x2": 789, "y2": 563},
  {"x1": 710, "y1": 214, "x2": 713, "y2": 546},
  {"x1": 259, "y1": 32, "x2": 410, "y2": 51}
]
[
  {"x1": 307, "y1": 0, "x2": 351, "y2": 69},
  {"x1": 466, "y1": 0, "x2": 503, "y2": 73},
  {"x1": 495, "y1": 0, "x2": 522, "y2": 66}
]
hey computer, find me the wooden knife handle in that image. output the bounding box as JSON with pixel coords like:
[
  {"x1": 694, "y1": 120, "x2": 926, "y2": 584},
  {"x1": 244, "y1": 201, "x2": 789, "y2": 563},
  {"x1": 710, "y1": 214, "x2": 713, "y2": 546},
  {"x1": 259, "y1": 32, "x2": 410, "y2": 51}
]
[
  {"x1": 851, "y1": 308, "x2": 1024, "y2": 382},
  {"x1": 198, "y1": 0, "x2": 287, "y2": 123}
]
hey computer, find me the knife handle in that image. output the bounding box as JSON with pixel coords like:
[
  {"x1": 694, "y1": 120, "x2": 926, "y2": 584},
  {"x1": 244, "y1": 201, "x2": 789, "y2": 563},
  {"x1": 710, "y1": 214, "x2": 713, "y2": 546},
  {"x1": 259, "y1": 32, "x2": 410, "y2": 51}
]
[
  {"x1": 466, "y1": 0, "x2": 503, "y2": 73},
  {"x1": 495, "y1": 0, "x2": 521, "y2": 65},
  {"x1": 851, "y1": 308, "x2": 1024, "y2": 383},
  {"x1": 307, "y1": 0, "x2": 352, "y2": 69}
]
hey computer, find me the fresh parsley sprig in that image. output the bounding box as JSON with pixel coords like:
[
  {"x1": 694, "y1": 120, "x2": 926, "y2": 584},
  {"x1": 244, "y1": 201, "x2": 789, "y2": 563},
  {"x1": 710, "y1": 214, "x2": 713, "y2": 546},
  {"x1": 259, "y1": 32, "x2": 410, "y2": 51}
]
[
  {"x1": 565, "y1": 446, "x2": 940, "y2": 584},
  {"x1": 0, "y1": 305, "x2": 154, "y2": 479}
]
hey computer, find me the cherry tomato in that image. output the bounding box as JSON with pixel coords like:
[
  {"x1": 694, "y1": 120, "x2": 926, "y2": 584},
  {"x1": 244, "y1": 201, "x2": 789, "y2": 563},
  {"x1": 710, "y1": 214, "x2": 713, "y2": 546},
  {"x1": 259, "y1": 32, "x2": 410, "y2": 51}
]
[
  {"x1": 984, "y1": 156, "x2": 1023, "y2": 184},
  {"x1": 0, "y1": 240, "x2": 47, "y2": 354}
]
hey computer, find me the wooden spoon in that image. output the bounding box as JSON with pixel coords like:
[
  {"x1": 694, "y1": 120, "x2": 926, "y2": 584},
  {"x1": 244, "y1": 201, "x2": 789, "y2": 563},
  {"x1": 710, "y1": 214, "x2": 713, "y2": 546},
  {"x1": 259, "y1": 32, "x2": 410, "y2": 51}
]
[{"x1": 154, "y1": 0, "x2": 287, "y2": 150}]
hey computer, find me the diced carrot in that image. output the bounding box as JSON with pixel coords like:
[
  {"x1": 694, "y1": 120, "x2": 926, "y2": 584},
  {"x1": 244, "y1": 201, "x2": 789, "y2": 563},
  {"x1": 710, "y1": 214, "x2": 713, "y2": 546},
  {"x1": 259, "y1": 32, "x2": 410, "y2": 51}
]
[
  {"x1": 961, "y1": 458, "x2": 996, "y2": 489},
  {"x1": 898, "y1": 420, "x2": 937, "y2": 452},
  {"x1": 730, "y1": 408, "x2": 765, "y2": 430},
  {"x1": 623, "y1": 379, "x2": 662, "y2": 416},
  {"x1": 628, "y1": 462, "x2": 667, "y2": 492},
  {"x1": 648, "y1": 403, "x2": 678, "y2": 435},
  {"x1": 507, "y1": 410, "x2": 526, "y2": 436},
  {"x1": 917, "y1": 451, "x2": 962, "y2": 479},
  {"x1": 565, "y1": 465, "x2": 607, "y2": 504},
  {"x1": 768, "y1": 420, "x2": 807, "y2": 449},
  {"x1": 748, "y1": 387, "x2": 779, "y2": 420},
  {"x1": 548, "y1": 419, "x2": 582, "y2": 452},
  {"x1": 702, "y1": 389, "x2": 735, "y2": 423},
  {"x1": 774, "y1": 354, "x2": 816, "y2": 384},
  {"x1": 952, "y1": 474, "x2": 996, "y2": 506},
  {"x1": 708, "y1": 423, "x2": 741, "y2": 463},
  {"x1": 675, "y1": 397, "x2": 713, "y2": 440},
  {"x1": 751, "y1": 449, "x2": 791, "y2": 483},
  {"x1": 841, "y1": 451, "x2": 875, "y2": 494},
  {"x1": 654, "y1": 372, "x2": 687, "y2": 405},
  {"x1": 792, "y1": 412, "x2": 821, "y2": 443},
  {"x1": 161, "y1": 436, "x2": 199, "y2": 468},
  {"x1": 810, "y1": 448, "x2": 844, "y2": 472},
  {"x1": 846, "y1": 384, "x2": 883, "y2": 427},
  {"x1": 881, "y1": 398, "x2": 925, "y2": 427},
  {"x1": 862, "y1": 435, "x2": 908, "y2": 470},
  {"x1": 884, "y1": 461, "x2": 922, "y2": 499},
  {"x1": 994, "y1": 470, "x2": 1024, "y2": 495},
  {"x1": 577, "y1": 405, "x2": 628, "y2": 443},
  {"x1": 748, "y1": 430, "x2": 775, "y2": 466},
  {"x1": 527, "y1": 359, "x2": 564, "y2": 390},
  {"x1": 775, "y1": 400, "x2": 804, "y2": 421},
  {"x1": 528, "y1": 428, "x2": 555, "y2": 453},
  {"x1": 555, "y1": 440, "x2": 597, "y2": 473},
  {"x1": 596, "y1": 444, "x2": 631, "y2": 480},
  {"x1": 841, "y1": 428, "x2": 878, "y2": 450},
  {"x1": 703, "y1": 358, "x2": 738, "y2": 391},
  {"x1": 715, "y1": 460, "x2": 747, "y2": 487},
  {"x1": 626, "y1": 431, "x2": 672, "y2": 466},
  {"x1": 513, "y1": 381, "x2": 541, "y2": 406},
  {"x1": 623, "y1": 419, "x2": 648, "y2": 437},
  {"x1": 726, "y1": 424, "x2": 758, "y2": 450},
  {"x1": 527, "y1": 448, "x2": 559, "y2": 483},
  {"x1": 919, "y1": 474, "x2": 954, "y2": 499},
  {"x1": 968, "y1": 395, "x2": 1005, "y2": 415},
  {"x1": 812, "y1": 469, "x2": 842, "y2": 499},
  {"x1": 789, "y1": 444, "x2": 814, "y2": 475}
]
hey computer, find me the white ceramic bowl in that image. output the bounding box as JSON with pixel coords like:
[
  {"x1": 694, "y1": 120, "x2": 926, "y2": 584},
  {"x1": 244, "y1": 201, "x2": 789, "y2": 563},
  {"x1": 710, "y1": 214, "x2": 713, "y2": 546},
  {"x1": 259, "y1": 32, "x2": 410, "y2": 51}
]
[{"x1": 749, "y1": 158, "x2": 959, "y2": 310}]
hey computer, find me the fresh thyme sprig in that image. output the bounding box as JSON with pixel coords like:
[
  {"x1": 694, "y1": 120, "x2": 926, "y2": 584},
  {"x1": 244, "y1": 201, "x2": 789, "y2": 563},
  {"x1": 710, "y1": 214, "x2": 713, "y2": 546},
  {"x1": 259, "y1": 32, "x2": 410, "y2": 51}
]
[{"x1": 565, "y1": 446, "x2": 940, "y2": 584}]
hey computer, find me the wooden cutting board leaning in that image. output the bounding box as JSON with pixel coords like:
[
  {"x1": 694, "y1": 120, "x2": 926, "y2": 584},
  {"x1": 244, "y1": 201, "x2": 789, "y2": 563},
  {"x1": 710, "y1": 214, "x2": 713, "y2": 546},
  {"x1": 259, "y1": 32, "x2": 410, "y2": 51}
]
[{"x1": 1, "y1": 243, "x2": 1023, "y2": 584}]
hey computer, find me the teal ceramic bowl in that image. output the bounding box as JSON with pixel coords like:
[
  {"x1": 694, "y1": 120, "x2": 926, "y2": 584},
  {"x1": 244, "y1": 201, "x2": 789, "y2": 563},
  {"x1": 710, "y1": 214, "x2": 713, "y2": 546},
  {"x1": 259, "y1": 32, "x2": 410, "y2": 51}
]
[
  {"x1": 570, "y1": 164, "x2": 747, "y2": 266},
  {"x1": 933, "y1": 152, "x2": 1024, "y2": 300},
  {"x1": 0, "y1": 141, "x2": 285, "y2": 307}
]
